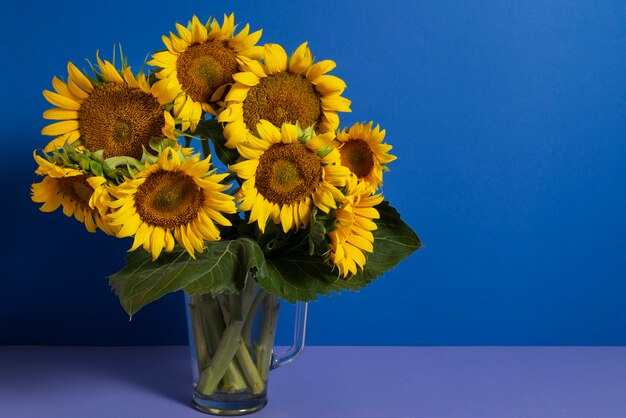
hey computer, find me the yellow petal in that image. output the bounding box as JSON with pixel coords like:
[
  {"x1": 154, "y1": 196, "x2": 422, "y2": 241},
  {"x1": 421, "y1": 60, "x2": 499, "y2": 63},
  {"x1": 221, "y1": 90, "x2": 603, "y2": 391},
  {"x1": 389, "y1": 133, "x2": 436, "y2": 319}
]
[
  {"x1": 129, "y1": 223, "x2": 150, "y2": 251},
  {"x1": 280, "y1": 123, "x2": 299, "y2": 143},
  {"x1": 43, "y1": 90, "x2": 81, "y2": 110},
  {"x1": 175, "y1": 23, "x2": 192, "y2": 44},
  {"x1": 117, "y1": 214, "x2": 141, "y2": 238},
  {"x1": 322, "y1": 95, "x2": 352, "y2": 112},
  {"x1": 67, "y1": 62, "x2": 94, "y2": 93},
  {"x1": 347, "y1": 234, "x2": 373, "y2": 253},
  {"x1": 164, "y1": 229, "x2": 175, "y2": 252},
  {"x1": 237, "y1": 56, "x2": 267, "y2": 78},
  {"x1": 190, "y1": 16, "x2": 208, "y2": 43},
  {"x1": 289, "y1": 42, "x2": 313, "y2": 75},
  {"x1": 41, "y1": 120, "x2": 79, "y2": 136},
  {"x1": 67, "y1": 79, "x2": 90, "y2": 100},
  {"x1": 232, "y1": 72, "x2": 260, "y2": 87},
  {"x1": 306, "y1": 60, "x2": 336, "y2": 80},
  {"x1": 43, "y1": 108, "x2": 79, "y2": 121},
  {"x1": 256, "y1": 120, "x2": 281, "y2": 143},
  {"x1": 313, "y1": 75, "x2": 346, "y2": 95},
  {"x1": 280, "y1": 205, "x2": 293, "y2": 232},
  {"x1": 51, "y1": 77, "x2": 71, "y2": 97},
  {"x1": 263, "y1": 44, "x2": 288, "y2": 75},
  {"x1": 150, "y1": 227, "x2": 166, "y2": 260},
  {"x1": 229, "y1": 159, "x2": 258, "y2": 179}
]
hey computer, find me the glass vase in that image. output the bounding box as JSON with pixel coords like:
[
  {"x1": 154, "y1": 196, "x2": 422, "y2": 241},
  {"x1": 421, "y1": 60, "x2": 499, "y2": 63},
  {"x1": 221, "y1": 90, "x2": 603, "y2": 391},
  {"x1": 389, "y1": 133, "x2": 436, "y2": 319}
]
[{"x1": 185, "y1": 278, "x2": 307, "y2": 415}]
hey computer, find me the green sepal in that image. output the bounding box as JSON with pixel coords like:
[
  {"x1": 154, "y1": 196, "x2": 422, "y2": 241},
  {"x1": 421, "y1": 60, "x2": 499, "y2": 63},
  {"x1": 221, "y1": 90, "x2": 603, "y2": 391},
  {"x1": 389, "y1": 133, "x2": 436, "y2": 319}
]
[
  {"x1": 148, "y1": 137, "x2": 179, "y2": 154},
  {"x1": 109, "y1": 237, "x2": 268, "y2": 317},
  {"x1": 140, "y1": 147, "x2": 158, "y2": 166},
  {"x1": 316, "y1": 144, "x2": 334, "y2": 159},
  {"x1": 296, "y1": 123, "x2": 316, "y2": 142},
  {"x1": 78, "y1": 157, "x2": 90, "y2": 171},
  {"x1": 89, "y1": 160, "x2": 104, "y2": 177},
  {"x1": 102, "y1": 155, "x2": 143, "y2": 180},
  {"x1": 90, "y1": 149, "x2": 105, "y2": 163},
  {"x1": 307, "y1": 208, "x2": 334, "y2": 256}
]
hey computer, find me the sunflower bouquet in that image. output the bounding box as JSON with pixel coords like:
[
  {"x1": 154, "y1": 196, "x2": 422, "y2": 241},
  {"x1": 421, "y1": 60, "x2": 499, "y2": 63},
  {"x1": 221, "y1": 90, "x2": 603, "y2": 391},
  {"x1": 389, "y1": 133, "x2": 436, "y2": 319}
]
[{"x1": 31, "y1": 14, "x2": 420, "y2": 413}]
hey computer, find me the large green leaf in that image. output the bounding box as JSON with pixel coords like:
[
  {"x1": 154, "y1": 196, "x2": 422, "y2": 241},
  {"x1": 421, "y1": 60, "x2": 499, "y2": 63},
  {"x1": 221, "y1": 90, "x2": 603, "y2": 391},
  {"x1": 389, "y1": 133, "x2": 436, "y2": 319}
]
[
  {"x1": 261, "y1": 255, "x2": 339, "y2": 303},
  {"x1": 258, "y1": 201, "x2": 421, "y2": 302},
  {"x1": 109, "y1": 237, "x2": 267, "y2": 317},
  {"x1": 336, "y1": 201, "x2": 421, "y2": 291}
]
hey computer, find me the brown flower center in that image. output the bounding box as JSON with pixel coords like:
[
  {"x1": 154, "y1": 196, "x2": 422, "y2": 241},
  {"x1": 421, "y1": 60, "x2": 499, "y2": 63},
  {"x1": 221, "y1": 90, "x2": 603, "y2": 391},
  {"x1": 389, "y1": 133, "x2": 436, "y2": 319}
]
[
  {"x1": 255, "y1": 143, "x2": 322, "y2": 205},
  {"x1": 176, "y1": 41, "x2": 238, "y2": 104},
  {"x1": 57, "y1": 175, "x2": 94, "y2": 207},
  {"x1": 340, "y1": 139, "x2": 375, "y2": 178},
  {"x1": 242, "y1": 73, "x2": 322, "y2": 131},
  {"x1": 79, "y1": 83, "x2": 164, "y2": 159},
  {"x1": 134, "y1": 170, "x2": 204, "y2": 229}
]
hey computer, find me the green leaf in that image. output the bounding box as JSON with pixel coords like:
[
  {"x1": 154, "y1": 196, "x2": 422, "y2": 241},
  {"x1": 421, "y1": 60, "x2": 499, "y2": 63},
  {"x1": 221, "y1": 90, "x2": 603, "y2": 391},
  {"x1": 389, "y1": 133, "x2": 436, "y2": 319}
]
[
  {"x1": 336, "y1": 201, "x2": 421, "y2": 291},
  {"x1": 257, "y1": 201, "x2": 420, "y2": 302},
  {"x1": 260, "y1": 255, "x2": 339, "y2": 303},
  {"x1": 109, "y1": 237, "x2": 267, "y2": 317}
]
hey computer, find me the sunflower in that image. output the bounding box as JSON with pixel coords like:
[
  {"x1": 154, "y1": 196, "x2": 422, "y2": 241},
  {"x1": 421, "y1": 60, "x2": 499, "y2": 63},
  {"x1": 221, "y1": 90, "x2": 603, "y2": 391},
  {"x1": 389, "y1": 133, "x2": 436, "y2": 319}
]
[
  {"x1": 31, "y1": 152, "x2": 116, "y2": 235},
  {"x1": 105, "y1": 147, "x2": 236, "y2": 260},
  {"x1": 229, "y1": 120, "x2": 350, "y2": 233},
  {"x1": 218, "y1": 42, "x2": 352, "y2": 149},
  {"x1": 335, "y1": 121, "x2": 396, "y2": 189},
  {"x1": 148, "y1": 14, "x2": 263, "y2": 132},
  {"x1": 41, "y1": 54, "x2": 176, "y2": 157},
  {"x1": 329, "y1": 175, "x2": 383, "y2": 277}
]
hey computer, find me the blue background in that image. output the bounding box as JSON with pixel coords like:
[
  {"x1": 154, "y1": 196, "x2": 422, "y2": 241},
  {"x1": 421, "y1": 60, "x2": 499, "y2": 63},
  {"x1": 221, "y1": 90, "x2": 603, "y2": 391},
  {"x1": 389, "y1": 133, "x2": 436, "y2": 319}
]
[{"x1": 1, "y1": 0, "x2": 625, "y2": 346}]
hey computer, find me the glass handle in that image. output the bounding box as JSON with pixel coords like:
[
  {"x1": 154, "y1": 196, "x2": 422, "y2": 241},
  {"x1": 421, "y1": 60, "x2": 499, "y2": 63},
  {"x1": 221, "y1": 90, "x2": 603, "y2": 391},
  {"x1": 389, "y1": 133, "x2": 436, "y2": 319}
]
[{"x1": 271, "y1": 301, "x2": 308, "y2": 370}]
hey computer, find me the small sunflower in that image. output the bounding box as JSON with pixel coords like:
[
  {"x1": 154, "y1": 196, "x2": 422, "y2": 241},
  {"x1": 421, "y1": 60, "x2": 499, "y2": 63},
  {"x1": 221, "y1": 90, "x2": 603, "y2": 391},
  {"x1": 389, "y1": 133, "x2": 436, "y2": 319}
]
[
  {"x1": 31, "y1": 152, "x2": 116, "y2": 235},
  {"x1": 106, "y1": 147, "x2": 236, "y2": 260},
  {"x1": 229, "y1": 120, "x2": 350, "y2": 233},
  {"x1": 148, "y1": 14, "x2": 263, "y2": 132},
  {"x1": 41, "y1": 55, "x2": 176, "y2": 157},
  {"x1": 329, "y1": 176, "x2": 383, "y2": 277},
  {"x1": 336, "y1": 122, "x2": 396, "y2": 189},
  {"x1": 218, "y1": 42, "x2": 352, "y2": 149}
]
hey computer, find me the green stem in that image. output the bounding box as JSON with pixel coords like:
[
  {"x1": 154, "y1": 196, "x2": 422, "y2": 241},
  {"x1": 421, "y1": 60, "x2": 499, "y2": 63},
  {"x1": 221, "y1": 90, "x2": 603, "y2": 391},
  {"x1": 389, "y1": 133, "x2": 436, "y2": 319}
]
[
  {"x1": 189, "y1": 296, "x2": 210, "y2": 372},
  {"x1": 236, "y1": 342, "x2": 265, "y2": 394},
  {"x1": 198, "y1": 295, "x2": 247, "y2": 392},
  {"x1": 198, "y1": 294, "x2": 224, "y2": 355},
  {"x1": 255, "y1": 293, "x2": 280, "y2": 379},
  {"x1": 242, "y1": 291, "x2": 266, "y2": 350},
  {"x1": 196, "y1": 318, "x2": 245, "y2": 395},
  {"x1": 196, "y1": 282, "x2": 258, "y2": 395},
  {"x1": 220, "y1": 362, "x2": 247, "y2": 393}
]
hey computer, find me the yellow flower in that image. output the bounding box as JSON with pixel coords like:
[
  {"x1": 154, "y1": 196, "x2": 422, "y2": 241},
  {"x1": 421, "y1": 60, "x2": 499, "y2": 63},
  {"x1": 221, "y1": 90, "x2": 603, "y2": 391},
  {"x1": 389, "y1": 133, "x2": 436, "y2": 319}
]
[
  {"x1": 148, "y1": 14, "x2": 263, "y2": 132},
  {"x1": 229, "y1": 120, "x2": 351, "y2": 233},
  {"x1": 336, "y1": 122, "x2": 396, "y2": 189},
  {"x1": 41, "y1": 54, "x2": 176, "y2": 157},
  {"x1": 106, "y1": 147, "x2": 236, "y2": 260},
  {"x1": 31, "y1": 152, "x2": 116, "y2": 235},
  {"x1": 329, "y1": 175, "x2": 383, "y2": 277},
  {"x1": 218, "y1": 42, "x2": 351, "y2": 149}
]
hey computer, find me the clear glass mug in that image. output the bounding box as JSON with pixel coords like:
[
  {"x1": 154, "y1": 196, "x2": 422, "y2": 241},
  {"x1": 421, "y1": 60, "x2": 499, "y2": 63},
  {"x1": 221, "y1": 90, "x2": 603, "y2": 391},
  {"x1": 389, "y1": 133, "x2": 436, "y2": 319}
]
[{"x1": 184, "y1": 279, "x2": 308, "y2": 415}]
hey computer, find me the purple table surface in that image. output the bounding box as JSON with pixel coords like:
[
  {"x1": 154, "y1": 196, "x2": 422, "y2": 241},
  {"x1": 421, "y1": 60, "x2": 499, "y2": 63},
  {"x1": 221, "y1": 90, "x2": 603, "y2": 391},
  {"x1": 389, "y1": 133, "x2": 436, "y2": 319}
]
[{"x1": 1, "y1": 346, "x2": 626, "y2": 418}]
